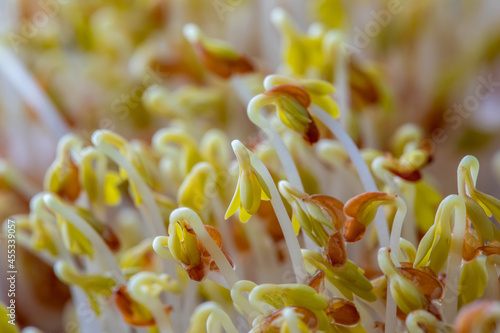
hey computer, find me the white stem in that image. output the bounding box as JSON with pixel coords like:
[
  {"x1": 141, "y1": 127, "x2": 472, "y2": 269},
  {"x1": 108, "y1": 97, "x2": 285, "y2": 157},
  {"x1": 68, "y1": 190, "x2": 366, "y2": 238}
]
[
  {"x1": 457, "y1": 167, "x2": 467, "y2": 197},
  {"x1": 442, "y1": 195, "x2": 466, "y2": 323},
  {"x1": 42, "y1": 193, "x2": 126, "y2": 285},
  {"x1": 399, "y1": 181, "x2": 419, "y2": 247},
  {"x1": 150, "y1": 303, "x2": 174, "y2": 333},
  {"x1": 93, "y1": 139, "x2": 166, "y2": 236},
  {"x1": 390, "y1": 197, "x2": 407, "y2": 268},
  {"x1": 231, "y1": 280, "x2": 259, "y2": 321},
  {"x1": 311, "y1": 106, "x2": 390, "y2": 247},
  {"x1": 247, "y1": 95, "x2": 305, "y2": 192},
  {"x1": 334, "y1": 40, "x2": 350, "y2": 129},
  {"x1": 195, "y1": 302, "x2": 239, "y2": 333},
  {"x1": 170, "y1": 208, "x2": 239, "y2": 288},
  {"x1": 484, "y1": 255, "x2": 500, "y2": 301},
  {"x1": 0, "y1": 45, "x2": 69, "y2": 138},
  {"x1": 372, "y1": 157, "x2": 401, "y2": 196},
  {"x1": 230, "y1": 75, "x2": 254, "y2": 106},
  {"x1": 214, "y1": 198, "x2": 241, "y2": 272},
  {"x1": 79, "y1": 149, "x2": 107, "y2": 218},
  {"x1": 353, "y1": 298, "x2": 378, "y2": 333},
  {"x1": 127, "y1": 273, "x2": 177, "y2": 333},
  {"x1": 282, "y1": 307, "x2": 301, "y2": 333},
  {"x1": 70, "y1": 286, "x2": 105, "y2": 333},
  {"x1": 32, "y1": 195, "x2": 121, "y2": 333},
  {"x1": 385, "y1": 282, "x2": 398, "y2": 333},
  {"x1": 181, "y1": 280, "x2": 199, "y2": 332},
  {"x1": 247, "y1": 150, "x2": 308, "y2": 284}
]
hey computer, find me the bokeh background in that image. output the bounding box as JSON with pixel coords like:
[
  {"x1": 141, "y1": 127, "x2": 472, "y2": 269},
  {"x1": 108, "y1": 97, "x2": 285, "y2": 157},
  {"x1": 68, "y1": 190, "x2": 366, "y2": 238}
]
[{"x1": 1, "y1": 0, "x2": 500, "y2": 331}]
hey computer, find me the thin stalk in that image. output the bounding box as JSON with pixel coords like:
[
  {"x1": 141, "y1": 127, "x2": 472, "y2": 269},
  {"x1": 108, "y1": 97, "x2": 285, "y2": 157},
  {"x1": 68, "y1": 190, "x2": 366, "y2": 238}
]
[
  {"x1": 0, "y1": 45, "x2": 69, "y2": 138},
  {"x1": 441, "y1": 195, "x2": 466, "y2": 323},
  {"x1": 192, "y1": 302, "x2": 238, "y2": 333},
  {"x1": 42, "y1": 193, "x2": 126, "y2": 285},
  {"x1": 247, "y1": 94, "x2": 305, "y2": 192},
  {"x1": 79, "y1": 148, "x2": 107, "y2": 220},
  {"x1": 383, "y1": 198, "x2": 407, "y2": 333},
  {"x1": 385, "y1": 280, "x2": 398, "y2": 333},
  {"x1": 170, "y1": 208, "x2": 239, "y2": 288},
  {"x1": 230, "y1": 75, "x2": 254, "y2": 107},
  {"x1": 246, "y1": 146, "x2": 308, "y2": 284},
  {"x1": 484, "y1": 255, "x2": 500, "y2": 301},
  {"x1": 181, "y1": 280, "x2": 199, "y2": 332},
  {"x1": 214, "y1": 198, "x2": 248, "y2": 278},
  {"x1": 32, "y1": 195, "x2": 125, "y2": 333},
  {"x1": 372, "y1": 156, "x2": 401, "y2": 195},
  {"x1": 310, "y1": 106, "x2": 390, "y2": 247},
  {"x1": 399, "y1": 181, "x2": 419, "y2": 247},
  {"x1": 231, "y1": 280, "x2": 259, "y2": 321},
  {"x1": 282, "y1": 307, "x2": 301, "y2": 333},
  {"x1": 333, "y1": 35, "x2": 350, "y2": 129},
  {"x1": 127, "y1": 274, "x2": 175, "y2": 333},
  {"x1": 390, "y1": 197, "x2": 408, "y2": 268},
  {"x1": 149, "y1": 305, "x2": 174, "y2": 333},
  {"x1": 372, "y1": 159, "x2": 418, "y2": 248},
  {"x1": 92, "y1": 135, "x2": 166, "y2": 236},
  {"x1": 353, "y1": 298, "x2": 378, "y2": 333}
]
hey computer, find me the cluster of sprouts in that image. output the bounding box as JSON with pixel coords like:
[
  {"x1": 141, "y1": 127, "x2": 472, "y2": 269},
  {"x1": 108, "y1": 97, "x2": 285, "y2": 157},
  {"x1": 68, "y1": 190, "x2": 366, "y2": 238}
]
[{"x1": 2, "y1": 1, "x2": 500, "y2": 333}]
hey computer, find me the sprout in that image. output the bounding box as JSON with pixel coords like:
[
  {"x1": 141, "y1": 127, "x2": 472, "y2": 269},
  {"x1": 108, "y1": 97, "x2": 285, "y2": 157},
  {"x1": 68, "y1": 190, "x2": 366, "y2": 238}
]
[
  {"x1": 187, "y1": 302, "x2": 238, "y2": 333},
  {"x1": 155, "y1": 207, "x2": 238, "y2": 287},
  {"x1": 127, "y1": 272, "x2": 179, "y2": 333},
  {"x1": 92, "y1": 130, "x2": 166, "y2": 236},
  {"x1": 44, "y1": 134, "x2": 83, "y2": 202},
  {"x1": 4, "y1": 3, "x2": 500, "y2": 332},
  {"x1": 279, "y1": 180, "x2": 344, "y2": 246},
  {"x1": 183, "y1": 24, "x2": 254, "y2": 79},
  {"x1": 55, "y1": 260, "x2": 116, "y2": 315}
]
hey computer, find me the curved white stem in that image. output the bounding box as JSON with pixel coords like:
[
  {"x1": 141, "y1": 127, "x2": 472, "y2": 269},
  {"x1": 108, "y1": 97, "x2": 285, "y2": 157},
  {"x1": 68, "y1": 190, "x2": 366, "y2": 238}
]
[
  {"x1": 231, "y1": 280, "x2": 259, "y2": 320},
  {"x1": 127, "y1": 273, "x2": 175, "y2": 333},
  {"x1": 246, "y1": 147, "x2": 308, "y2": 284},
  {"x1": 441, "y1": 195, "x2": 466, "y2": 324},
  {"x1": 92, "y1": 137, "x2": 166, "y2": 236},
  {"x1": 42, "y1": 193, "x2": 126, "y2": 285},
  {"x1": 247, "y1": 94, "x2": 305, "y2": 192},
  {"x1": 390, "y1": 197, "x2": 408, "y2": 267},
  {"x1": 484, "y1": 255, "x2": 500, "y2": 301},
  {"x1": 170, "y1": 208, "x2": 239, "y2": 288},
  {"x1": 385, "y1": 281, "x2": 398, "y2": 333},
  {"x1": 311, "y1": 106, "x2": 390, "y2": 248},
  {"x1": 192, "y1": 302, "x2": 238, "y2": 333},
  {"x1": 282, "y1": 307, "x2": 301, "y2": 333}
]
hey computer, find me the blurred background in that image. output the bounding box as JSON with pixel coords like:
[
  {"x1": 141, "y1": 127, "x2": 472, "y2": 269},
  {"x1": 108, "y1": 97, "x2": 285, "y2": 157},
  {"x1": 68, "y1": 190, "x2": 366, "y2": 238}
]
[{"x1": 1, "y1": 0, "x2": 500, "y2": 331}]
